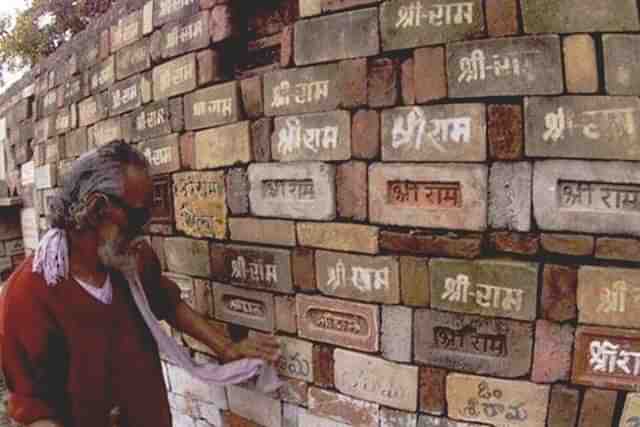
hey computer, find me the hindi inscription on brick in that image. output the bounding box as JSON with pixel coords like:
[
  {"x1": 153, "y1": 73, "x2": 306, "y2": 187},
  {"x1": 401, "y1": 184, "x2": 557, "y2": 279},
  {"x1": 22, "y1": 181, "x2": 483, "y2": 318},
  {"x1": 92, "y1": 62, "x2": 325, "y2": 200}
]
[
  {"x1": 213, "y1": 283, "x2": 275, "y2": 332},
  {"x1": 173, "y1": 171, "x2": 227, "y2": 239}
]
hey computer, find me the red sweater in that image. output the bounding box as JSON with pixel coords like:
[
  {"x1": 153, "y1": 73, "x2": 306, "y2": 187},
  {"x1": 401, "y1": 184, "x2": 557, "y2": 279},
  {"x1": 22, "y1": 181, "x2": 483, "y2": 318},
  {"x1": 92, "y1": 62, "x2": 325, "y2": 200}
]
[{"x1": 1, "y1": 258, "x2": 182, "y2": 427}]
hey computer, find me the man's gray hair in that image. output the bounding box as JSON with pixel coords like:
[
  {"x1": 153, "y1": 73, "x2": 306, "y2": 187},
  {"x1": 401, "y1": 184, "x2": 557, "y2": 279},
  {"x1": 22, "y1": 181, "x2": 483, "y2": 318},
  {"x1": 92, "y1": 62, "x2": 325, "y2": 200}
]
[{"x1": 49, "y1": 141, "x2": 149, "y2": 230}]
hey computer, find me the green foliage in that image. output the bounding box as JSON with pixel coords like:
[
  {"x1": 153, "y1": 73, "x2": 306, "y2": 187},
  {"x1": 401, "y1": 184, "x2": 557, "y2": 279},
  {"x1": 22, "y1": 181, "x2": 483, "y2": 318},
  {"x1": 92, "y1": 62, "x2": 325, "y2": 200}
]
[{"x1": 0, "y1": 0, "x2": 114, "y2": 86}]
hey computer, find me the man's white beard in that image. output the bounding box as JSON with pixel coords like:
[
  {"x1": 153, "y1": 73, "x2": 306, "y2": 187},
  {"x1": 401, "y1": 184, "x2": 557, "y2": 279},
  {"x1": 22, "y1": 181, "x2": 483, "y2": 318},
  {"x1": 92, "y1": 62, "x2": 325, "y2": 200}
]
[{"x1": 98, "y1": 233, "x2": 135, "y2": 271}]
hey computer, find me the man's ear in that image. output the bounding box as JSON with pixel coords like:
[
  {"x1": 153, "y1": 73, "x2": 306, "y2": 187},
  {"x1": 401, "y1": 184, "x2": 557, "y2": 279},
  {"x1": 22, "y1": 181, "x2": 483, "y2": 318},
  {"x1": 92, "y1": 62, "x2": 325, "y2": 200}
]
[{"x1": 85, "y1": 193, "x2": 109, "y2": 227}]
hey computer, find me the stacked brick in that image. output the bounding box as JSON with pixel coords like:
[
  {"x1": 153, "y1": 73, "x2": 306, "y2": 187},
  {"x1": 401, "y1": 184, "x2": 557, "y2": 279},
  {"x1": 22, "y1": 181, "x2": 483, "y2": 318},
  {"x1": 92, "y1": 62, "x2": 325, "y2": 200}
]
[{"x1": 2, "y1": 0, "x2": 640, "y2": 425}]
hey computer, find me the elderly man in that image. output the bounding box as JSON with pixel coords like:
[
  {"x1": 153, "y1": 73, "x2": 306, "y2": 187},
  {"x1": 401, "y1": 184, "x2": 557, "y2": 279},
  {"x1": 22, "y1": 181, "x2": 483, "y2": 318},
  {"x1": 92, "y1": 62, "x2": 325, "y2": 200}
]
[{"x1": 1, "y1": 141, "x2": 280, "y2": 427}]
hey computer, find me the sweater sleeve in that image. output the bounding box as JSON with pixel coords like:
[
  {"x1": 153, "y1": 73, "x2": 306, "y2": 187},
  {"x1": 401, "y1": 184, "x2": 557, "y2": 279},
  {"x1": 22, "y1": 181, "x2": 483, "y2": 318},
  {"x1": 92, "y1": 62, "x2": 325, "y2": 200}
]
[{"x1": 1, "y1": 272, "x2": 64, "y2": 425}]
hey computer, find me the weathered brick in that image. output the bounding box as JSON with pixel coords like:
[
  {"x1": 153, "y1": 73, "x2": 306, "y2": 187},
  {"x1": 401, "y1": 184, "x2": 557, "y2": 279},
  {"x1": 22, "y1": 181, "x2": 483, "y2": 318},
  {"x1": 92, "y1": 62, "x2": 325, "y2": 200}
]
[
  {"x1": 173, "y1": 171, "x2": 227, "y2": 239},
  {"x1": 251, "y1": 118, "x2": 272, "y2": 161},
  {"x1": 380, "y1": 0, "x2": 484, "y2": 51},
  {"x1": 336, "y1": 161, "x2": 367, "y2": 221},
  {"x1": 400, "y1": 256, "x2": 429, "y2": 306},
  {"x1": 153, "y1": 0, "x2": 199, "y2": 28},
  {"x1": 78, "y1": 95, "x2": 108, "y2": 128},
  {"x1": 430, "y1": 258, "x2": 538, "y2": 321},
  {"x1": 308, "y1": 387, "x2": 379, "y2": 427},
  {"x1": 380, "y1": 408, "x2": 417, "y2": 427},
  {"x1": 595, "y1": 237, "x2": 640, "y2": 261},
  {"x1": 522, "y1": 0, "x2": 639, "y2": 33},
  {"x1": 488, "y1": 162, "x2": 531, "y2": 231},
  {"x1": 381, "y1": 305, "x2": 412, "y2": 362},
  {"x1": 293, "y1": 247, "x2": 316, "y2": 292},
  {"x1": 222, "y1": 412, "x2": 261, "y2": 427},
  {"x1": 179, "y1": 131, "x2": 195, "y2": 169},
  {"x1": 621, "y1": 393, "x2": 640, "y2": 427},
  {"x1": 369, "y1": 163, "x2": 488, "y2": 230},
  {"x1": 130, "y1": 100, "x2": 172, "y2": 142},
  {"x1": 164, "y1": 237, "x2": 210, "y2": 277},
  {"x1": 541, "y1": 233, "x2": 594, "y2": 256},
  {"x1": 165, "y1": 364, "x2": 227, "y2": 404},
  {"x1": 297, "y1": 294, "x2": 379, "y2": 352},
  {"x1": 448, "y1": 36, "x2": 563, "y2": 97},
  {"x1": 194, "y1": 121, "x2": 252, "y2": 169},
  {"x1": 368, "y1": 58, "x2": 398, "y2": 108},
  {"x1": 322, "y1": 0, "x2": 378, "y2": 12},
  {"x1": 532, "y1": 320, "x2": 574, "y2": 383},
  {"x1": 485, "y1": 0, "x2": 518, "y2": 36},
  {"x1": 111, "y1": 10, "x2": 143, "y2": 52},
  {"x1": 158, "y1": 12, "x2": 210, "y2": 59},
  {"x1": 224, "y1": 169, "x2": 249, "y2": 215},
  {"x1": 294, "y1": 8, "x2": 379, "y2": 66},
  {"x1": 209, "y1": 5, "x2": 234, "y2": 43},
  {"x1": 184, "y1": 81, "x2": 241, "y2": 131},
  {"x1": 334, "y1": 349, "x2": 418, "y2": 411},
  {"x1": 447, "y1": 374, "x2": 550, "y2": 427},
  {"x1": 339, "y1": 58, "x2": 367, "y2": 109},
  {"x1": 280, "y1": 25, "x2": 294, "y2": 68},
  {"x1": 380, "y1": 230, "x2": 482, "y2": 259},
  {"x1": 541, "y1": 264, "x2": 577, "y2": 322},
  {"x1": 248, "y1": 162, "x2": 336, "y2": 220},
  {"x1": 604, "y1": 34, "x2": 640, "y2": 95},
  {"x1": 227, "y1": 386, "x2": 282, "y2": 427},
  {"x1": 400, "y1": 58, "x2": 415, "y2": 105},
  {"x1": 418, "y1": 415, "x2": 486, "y2": 427},
  {"x1": 381, "y1": 104, "x2": 486, "y2": 162},
  {"x1": 577, "y1": 388, "x2": 617, "y2": 427},
  {"x1": 279, "y1": 378, "x2": 308, "y2": 406},
  {"x1": 490, "y1": 231, "x2": 539, "y2": 255},
  {"x1": 275, "y1": 295, "x2": 297, "y2": 334},
  {"x1": 116, "y1": 37, "x2": 151, "y2": 80},
  {"x1": 547, "y1": 385, "x2": 580, "y2": 427},
  {"x1": 313, "y1": 344, "x2": 334, "y2": 388},
  {"x1": 152, "y1": 53, "x2": 197, "y2": 100},
  {"x1": 418, "y1": 367, "x2": 446, "y2": 415},
  {"x1": 415, "y1": 309, "x2": 534, "y2": 377},
  {"x1": 240, "y1": 76, "x2": 263, "y2": 120},
  {"x1": 299, "y1": 411, "x2": 350, "y2": 427},
  {"x1": 563, "y1": 34, "x2": 598, "y2": 93},
  {"x1": 196, "y1": 48, "x2": 223, "y2": 86},
  {"x1": 213, "y1": 283, "x2": 275, "y2": 332},
  {"x1": 297, "y1": 222, "x2": 379, "y2": 254},
  {"x1": 278, "y1": 336, "x2": 314, "y2": 382},
  {"x1": 140, "y1": 134, "x2": 181, "y2": 175},
  {"x1": 351, "y1": 109, "x2": 379, "y2": 160}
]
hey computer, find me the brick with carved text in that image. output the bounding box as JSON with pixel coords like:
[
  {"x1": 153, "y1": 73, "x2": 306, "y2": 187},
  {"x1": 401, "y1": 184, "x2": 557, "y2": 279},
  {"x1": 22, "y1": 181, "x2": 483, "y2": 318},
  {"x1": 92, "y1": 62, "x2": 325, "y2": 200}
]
[
  {"x1": 111, "y1": 10, "x2": 143, "y2": 52},
  {"x1": 278, "y1": 336, "x2": 313, "y2": 382},
  {"x1": 139, "y1": 134, "x2": 181, "y2": 175},
  {"x1": 213, "y1": 283, "x2": 275, "y2": 332},
  {"x1": 185, "y1": 81, "x2": 241, "y2": 130},
  {"x1": 92, "y1": 117, "x2": 123, "y2": 147},
  {"x1": 108, "y1": 74, "x2": 151, "y2": 116},
  {"x1": 78, "y1": 94, "x2": 108, "y2": 128},
  {"x1": 194, "y1": 121, "x2": 252, "y2": 169},
  {"x1": 116, "y1": 37, "x2": 151, "y2": 80},
  {"x1": 63, "y1": 76, "x2": 85, "y2": 106},
  {"x1": 297, "y1": 222, "x2": 379, "y2": 255},
  {"x1": 153, "y1": 0, "x2": 199, "y2": 28},
  {"x1": 153, "y1": 53, "x2": 197, "y2": 100},
  {"x1": 308, "y1": 387, "x2": 379, "y2": 427},
  {"x1": 89, "y1": 56, "x2": 116, "y2": 93},
  {"x1": 159, "y1": 12, "x2": 210, "y2": 59},
  {"x1": 131, "y1": 100, "x2": 172, "y2": 142},
  {"x1": 229, "y1": 218, "x2": 296, "y2": 247},
  {"x1": 541, "y1": 264, "x2": 577, "y2": 322},
  {"x1": 164, "y1": 237, "x2": 210, "y2": 277},
  {"x1": 173, "y1": 171, "x2": 226, "y2": 239}
]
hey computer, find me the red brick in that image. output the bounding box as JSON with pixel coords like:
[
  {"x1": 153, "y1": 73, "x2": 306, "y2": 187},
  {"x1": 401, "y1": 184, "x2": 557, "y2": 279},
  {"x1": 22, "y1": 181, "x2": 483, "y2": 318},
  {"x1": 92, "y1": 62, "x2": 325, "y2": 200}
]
[
  {"x1": 292, "y1": 247, "x2": 316, "y2": 292},
  {"x1": 313, "y1": 344, "x2": 334, "y2": 388},
  {"x1": 401, "y1": 57, "x2": 415, "y2": 105},
  {"x1": 274, "y1": 295, "x2": 297, "y2": 334},
  {"x1": 179, "y1": 131, "x2": 195, "y2": 169},
  {"x1": 532, "y1": 320, "x2": 574, "y2": 383},
  {"x1": 99, "y1": 29, "x2": 110, "y2": 60},
  {"x1": 488, "y1": 104, "x2": 524, "y2": 160},
  {"x1": 339, "y1": 58, "x2": 367, "y2": 109},
  {"x1": 564, "y1": 34, "x2": 598, "y2": 93},
  {"x1": 196, "y1": 49, "x2": 223, "y2": 86},
  {"x1": 541, "y1": 264, "x2": 577, "y2": 322},
  {"x1": 209, "y1": 5, "x2": 234, "y2": 43},
  {"x1": 548, "y1": 385, "x2": 580, "y2": 427},
  {"x1": 279, "y1": 378, "x2": 308, "y2": 406},
  {"x1": 419, "y1": 367, "x2": 446, "y2": 415},
  {"x1": 368, "y1": 58, "x2": 398, "y2": 108},
  {"x1": 225, "y1": 168, "x2": 249, "y2": 215},
  {"x1": 541, "y1": 233, "x2": 594, "y2": 256},
  {"x1": 414, "y1": 47, "x2": 446, "y2": 104},
  {"x1": 222, "y1": 411, "x2": 261, "y2": 427},
  {"x1": 490, "y1": 231, "x2": 539, "y2": 255},
  {"x1": 170, "y1": 97, "x2": 185, "y2": 132},
  {"x1": 240, "y1": 76, "x2": 263, "y2": 120},
  {"x1": 577, "y1": 389, "x2": 617, "y2": 427},
  {"x1": 322, "y1": 0, "x2": 378, "y2": 12},
  {"x1": 336, "y1": 161, "x2": 367, "y2": 221},
  {"x1": 486, "y1": 0, "x2": 519, "y2": 37},
  {"x1": 380, "y1": 230, "x2": 483, "y2": 259},
  {"x1": 595, "y1": 237, "x2": 640, "y2": 262},
  {"x1": 280, "y1": 25, "x2": 294, "y2": 68},
  {"x1": 308, "y1": 387, "x2": 379, "y2": 427},
  {"x1": 251, "y1": 118, "x2": 272, "y2": 162},
  {"x1": 352, "y1": 109, "x2": 379, "y2": 160}
]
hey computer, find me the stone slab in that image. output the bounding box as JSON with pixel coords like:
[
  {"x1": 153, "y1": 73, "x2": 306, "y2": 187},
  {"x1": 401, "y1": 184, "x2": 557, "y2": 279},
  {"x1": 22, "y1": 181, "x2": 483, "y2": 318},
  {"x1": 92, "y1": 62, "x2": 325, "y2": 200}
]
[
  {"x1": 278, "y1": 336, "x2": 314, "y2": 382},
  {"x1": 573, "y1": 326, "x2": 640, "y2": 391},
  {"x1": 152, "y1": 53, "x2": 197, "y2": 100},
  {"x1": 604, "y1": 34, "x2": 640, "y2": 95},
  {"x1": 297, "y1": 294, "x2": 379, "y2": 352},
  {"x1": 159, "y1": 11, "x2": 210, "y2": 59},
  {"x1": 430, "y1": 258, "x2": 538, "y2": 321},
  {"x1": 380, "y1": 0, "x2": 484, "y2": 51},
  {"x1": 140, "y1": 134, "x2": 181, "y2": 175},
  {"x1": 621, "y1": 393, "x2": 640, "y2": 427},
  {"x1": 213, "y1": 283, "x2": 275, "y2": 332},
  {"x1": 164, "y1": 237, "x2": 211, "y2": 277},
  {"x1": 297, "y1": 222, "x2": 379, "y2": 255},
  {"x1": 525, "y1": 96, "x2": 640, "y2": 159},
  {"x1": 111, "y1": 10, "x2": 143, "y2": 52},
  {"x1": 533, "y1": 160, "x2": 640, "y2": 236},
  {"x1": 248, "y1": 162, "x2": 336, "y2": 220},
  {"x1": 521, "y1": 0, "x2": 640, "y2": 33},
  {"x1": 578, "y1": 266, "x2": 640, "y2": 328},
  {"x1": 194, "y1": 121, "x2": 252, "y2": 169},
  {"x1": 116, "y1": 37, "x2": 151, "y2": 80},
  {"x1": 414, "y1": 309, "x2": 533, "y2": 377},
  {"x1": 488, "y1": 161, "x2": 532, "y2": 232},
  {"x1": 447, "y1": 374, "x2": 550, "y2": 427},
  {"x1": 109, "y1": 74, "x2": 151, "y2": 116},
  {"x1": 369, "y1": 163, "x2": 488, "y2": 231},
  {"x1": 210, "y1": 243, "x2": 293, "y2": 293},
  {"x1": 173, "y1": 171, "x2": 226, "y2": 239},
  {"x1": 447, "y1": 35, "x2": 563, "y2": 97},
  {"x1": 334, "y1": 348, "x2": 418, "y2": 411},
  {"x1": 381, "y1": 104, "x2": 486, "y2": 162},
  {"x1": 294, "y1": 8, "x2": 379, "y2": 66},
  {"x1": 153, "y1": 0, "x2": 199, "y2": 28},
  {"x1": 273, "y1": 110, "x2": 351, "y2": 161},
  {"x1": 264, "y1": 64, "x2": 340, "y2": 116},
  {"x1": 315, "y1": 250, "x2": 400, "y2": 304},
  {"x1": 184, "y1": 81, "x2": 241, "y2": 130},
  {"x1": 131, "y1": 100, "x2": 172, "y2": 142},
  {"x1": 89, "y1": 56, "x2": 116, "y2": 93}
]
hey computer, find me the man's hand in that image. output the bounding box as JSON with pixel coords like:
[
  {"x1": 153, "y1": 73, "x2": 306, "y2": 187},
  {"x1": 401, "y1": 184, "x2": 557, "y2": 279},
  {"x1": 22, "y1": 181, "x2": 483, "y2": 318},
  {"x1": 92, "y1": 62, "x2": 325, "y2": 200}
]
[{"x1": 221, "y1": 334, "x2": 281, "y2": 364}]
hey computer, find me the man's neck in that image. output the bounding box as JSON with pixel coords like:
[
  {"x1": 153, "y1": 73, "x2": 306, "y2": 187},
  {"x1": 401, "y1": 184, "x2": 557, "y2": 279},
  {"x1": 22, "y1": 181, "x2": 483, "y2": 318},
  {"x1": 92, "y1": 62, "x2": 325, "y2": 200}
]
[{"x1": 68, "y1": 230, "x2": 108, "y2": 288}]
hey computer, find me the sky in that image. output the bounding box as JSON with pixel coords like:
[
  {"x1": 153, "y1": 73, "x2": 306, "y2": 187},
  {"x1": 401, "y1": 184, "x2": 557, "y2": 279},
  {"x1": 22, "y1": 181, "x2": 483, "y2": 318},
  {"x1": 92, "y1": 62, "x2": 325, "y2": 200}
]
[{"x1": 0, "y1": 0, "x2": 29, "y2": 92}]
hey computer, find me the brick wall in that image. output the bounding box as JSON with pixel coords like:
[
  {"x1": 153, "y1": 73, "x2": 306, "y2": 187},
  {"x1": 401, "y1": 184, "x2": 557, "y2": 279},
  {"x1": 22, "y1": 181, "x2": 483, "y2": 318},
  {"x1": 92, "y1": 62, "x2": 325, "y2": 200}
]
[{"x1": 1, "y1": 0, "x2": 640, "y2": 425}]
